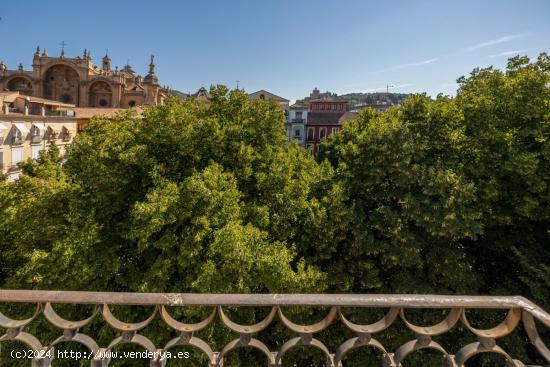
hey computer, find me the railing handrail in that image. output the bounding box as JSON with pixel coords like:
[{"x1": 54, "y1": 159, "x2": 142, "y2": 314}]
[{"x1": 0, "y1": 290, "x2": 548, "y2": 320}]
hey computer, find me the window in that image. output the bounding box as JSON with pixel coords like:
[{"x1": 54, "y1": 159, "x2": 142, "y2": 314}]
[
  {"x1": 296, "y1": 111, "x2": 302, "y2": 118},
  {"x1": 307, "y1": 127, "x2": 314, "y2": 140},
  {"x1": 128, "y1": 100, "x2": 136, "y2": 107},
  {"x1": 294, "y1": 129, "x2": 301, "y2": 137},
  {"x1": 339, "y1": 104, "x2": 343, "y2": 111},
  {"x1": 60, "y1": 94, "x2": 72, "y2": 104},
  {"x1": 320, "y1": 127, "x2": 327, "y2": 139},
  {"x1": 332, "y1": 127, "x2": 339, "y2": 134},
  {"x1": 259, "y1": 94, "x2": 265, "y2": 99},
  {"x1": 11, "y1": 146, "x2": 23, "y2": 165},
  {"x1": 32, "y1": 145, "x2": 42, "y2": 160},
  {"x1": 13, "y1": 130, "x2": 22, "y2": 141},
  {"x1": 99, "y1": 99, "x2": 108, "y2": 107}
]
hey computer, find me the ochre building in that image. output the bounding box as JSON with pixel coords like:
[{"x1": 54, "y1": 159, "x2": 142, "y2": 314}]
[{"x1": 0, "y1": 48, "x2": 169, "y2": 108}]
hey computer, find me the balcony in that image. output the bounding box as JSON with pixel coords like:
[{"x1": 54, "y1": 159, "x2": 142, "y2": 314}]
[
  {"x1": 7, "y1": 164, "x2": 20, "y2": 172},
  {"x1": 45, "y1": 110, "x2": 74, "y2": 117},
  {"x1": 0, "y1": 290, "x2": 548, "y2": 366},
  {"x1": 291, "y1": 118, "x2": 305, "y2": 124},
  {"x1": 31, "y1": 135, "x2": 43, "y2": 143}
]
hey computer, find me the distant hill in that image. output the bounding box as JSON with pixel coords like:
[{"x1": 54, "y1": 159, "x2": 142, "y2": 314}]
[
  {"x1": 295, "y1": 91, "x2": 411, "y2": 107},
  {"x1": 170, "y1": 90, "x2": 190, "y2": 99}
]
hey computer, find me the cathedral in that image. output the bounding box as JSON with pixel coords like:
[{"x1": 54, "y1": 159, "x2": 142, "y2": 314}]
[{"x1": 0, "y1": 47, "x2": 169, "y2": 108}]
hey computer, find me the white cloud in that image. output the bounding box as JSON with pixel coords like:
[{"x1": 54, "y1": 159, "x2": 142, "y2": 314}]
[
  {"x1": 373, "y1": 58, "x2": 439, "y2": 73},
  {"x1": 464, "y1": 33, "x2": 530, "y2": 52},
  {"x1": 488, "y1": 49, "x2": 528, "y2": 58},
  {"x1": 409, "y1": 58, "x2": 440, "y2": 66}
]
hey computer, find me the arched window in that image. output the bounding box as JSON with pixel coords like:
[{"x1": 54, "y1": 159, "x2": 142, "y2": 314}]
[
  {"x1": 43, "y1": 65, "x2": 80, "y2": 104},
  {"x1": 7, "y1": 77, "x2": 33, "y2": 96},
  {"x1": 89, "y1": 81, "x2": 113, "y2": 108},
  {"x1": 60, "y1": 94, "x2": 72, "y2": 104}
]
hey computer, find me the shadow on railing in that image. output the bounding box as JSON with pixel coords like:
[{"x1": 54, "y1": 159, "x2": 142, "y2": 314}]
[{"x1": 0, "y1": 291, "x2": 548, "y2": 366}]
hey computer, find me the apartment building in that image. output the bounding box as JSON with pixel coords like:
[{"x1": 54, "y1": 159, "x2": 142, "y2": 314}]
[
  {"x1": 305, "y1": 98, "x2": 357, "y2": 155},
  {"x1": 0, "y1": 92, "x2": 77, "y2": 181},
  {"x1": 286, "y1": 104, "x2": 307, "y2": 147}
]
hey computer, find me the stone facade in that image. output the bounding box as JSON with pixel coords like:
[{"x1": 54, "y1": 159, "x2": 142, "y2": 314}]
[{"x1": 0, "y1": 48, "x2": 169, "y2": 108}]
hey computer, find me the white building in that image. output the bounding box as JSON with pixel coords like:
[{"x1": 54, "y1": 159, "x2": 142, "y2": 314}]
[
  {"x1": 286, "y1": 104, "x2": 307, "y2": 147},
  {"x1": 0, "y1": 92, "x2": 77, "y2": 181}
]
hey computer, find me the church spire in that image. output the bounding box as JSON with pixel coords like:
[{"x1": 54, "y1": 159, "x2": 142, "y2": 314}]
[
  {"x1": 144, "y1": 54, "x2": 159, "y2": 85},
  {"x1": 59, "y1": 41, "x2": 67, "y2": 58},
  {"x1": 149, "y1": 54, "x2": 155, "y2": 73},
  {"x1": 102, "y1": 50, "x2": 111, "y2": 72}
]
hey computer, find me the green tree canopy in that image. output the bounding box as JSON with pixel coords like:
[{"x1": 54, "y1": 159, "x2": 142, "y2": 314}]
[
  {"x1": 0, "y1": 87, "x2": 327, "y2": 294},
  {"x1": 1, "y1": 55, "x2": 549, "y2": 366}
]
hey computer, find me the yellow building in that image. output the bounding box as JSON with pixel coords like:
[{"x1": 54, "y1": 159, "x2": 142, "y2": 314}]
[{"x1": 0, "y1": 91, "x2": 77, "y2": 181}]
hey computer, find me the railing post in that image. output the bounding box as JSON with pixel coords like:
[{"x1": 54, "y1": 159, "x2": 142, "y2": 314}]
[
  {"x1": 382, "y1": 353, "x2": 397, "y2": 367},
  {"x1": 443, "y1": 354, "x2": 457, "y2": 367},
  {"x1": 212, "y1": 351, "x2": 221, "y2": 367},
  {"x1": 31, "y1": 348, "x2": 53, "y2": 367},
  {"x1": 91, "y1": 348, "x2": 111, "y2": 367}
]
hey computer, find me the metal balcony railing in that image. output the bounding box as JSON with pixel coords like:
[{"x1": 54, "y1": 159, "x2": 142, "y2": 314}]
[
  {"x1": 31, "y1": 135, "x2": 43, "y2": 143},
  {"x1": 45, "y1": 110, "x2": 74, "y2": 117},
  {"x1": 7, "y1": 164, "x2": 20, "y2": 172},
  {"x1": 0, "y1": 291, "x2": 548, "y2": 366}
]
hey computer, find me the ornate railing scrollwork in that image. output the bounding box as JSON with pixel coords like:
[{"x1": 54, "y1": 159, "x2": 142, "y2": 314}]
[{"x1": 0, "y1": 291, "x2": 548, "y2": 366}]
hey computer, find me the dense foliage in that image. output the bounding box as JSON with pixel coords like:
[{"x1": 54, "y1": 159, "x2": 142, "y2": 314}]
[{"x1": 0, "y1": 55, "x2": 549, "y2": 366}]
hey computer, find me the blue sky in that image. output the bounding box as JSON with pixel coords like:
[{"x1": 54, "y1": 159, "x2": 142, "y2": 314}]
[{"x1": 1, "y1": 0, "x2": 549, "y2": 101}]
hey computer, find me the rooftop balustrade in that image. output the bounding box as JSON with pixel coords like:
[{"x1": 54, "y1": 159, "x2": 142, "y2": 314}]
[{"x1": 0, "y1": 290, "x2": 548, "y2": 366}]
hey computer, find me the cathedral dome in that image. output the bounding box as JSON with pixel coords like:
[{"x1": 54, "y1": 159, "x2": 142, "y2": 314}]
[{"x1": 144, "y1": 72, "x2": 159, "y2": 84}]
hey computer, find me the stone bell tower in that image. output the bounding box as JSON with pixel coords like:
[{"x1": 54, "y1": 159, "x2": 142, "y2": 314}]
[
  {"x1": 143, "y1": 54, "x2": 160, "y2": 105},
  {"x1": 102, "y1": 52, "x2": 111, "y2": 72}
]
